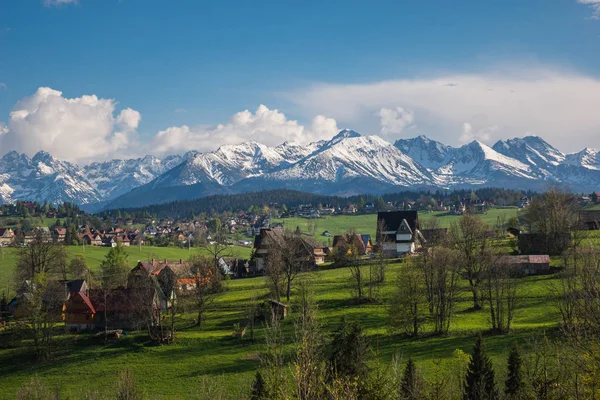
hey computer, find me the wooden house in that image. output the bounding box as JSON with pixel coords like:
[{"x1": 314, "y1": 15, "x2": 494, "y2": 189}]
[
  {"x1": 0, "y1": 228, "x2": 14, "y2": 246},
  {"x1": 331, "y1": 234, "x2": 373, "y2": 255},
  {"x1": 377, "y1": 211, "x2": 423, "y2": 257},
  {"x1": 498, "y1": 255, "x2": 551, "y2": 276},
  {"x1": 63, "y1": 291, "x2": 96, "y2": 332},
  {"x1": 269, "y1": 299, "x2": 288, "y2": 321}
]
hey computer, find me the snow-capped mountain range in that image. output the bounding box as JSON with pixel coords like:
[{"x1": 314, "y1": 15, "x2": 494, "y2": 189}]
[{"x1": 1, "y1": 130, "x2": 599, "y2": 210}]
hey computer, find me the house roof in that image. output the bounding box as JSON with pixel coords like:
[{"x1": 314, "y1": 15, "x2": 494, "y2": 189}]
[
  {"x1": 500, "y1": 255, "x2": 550, "y2": 264},
  {"x1": 66, "y1": 279, "x2": 87, "y2": 293},
  {"x1": 377, "y1": 211, "x2": 419, "y2": 233}
]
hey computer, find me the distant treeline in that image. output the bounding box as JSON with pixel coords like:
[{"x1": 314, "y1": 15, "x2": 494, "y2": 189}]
[{"x1": 100, "y1": 188, "x2": 534, "y2": 220}]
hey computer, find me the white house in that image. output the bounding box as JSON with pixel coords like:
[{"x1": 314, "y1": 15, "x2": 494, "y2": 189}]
[{"x1": 377, "y1": 211, "x2": 423, "y2": 257}]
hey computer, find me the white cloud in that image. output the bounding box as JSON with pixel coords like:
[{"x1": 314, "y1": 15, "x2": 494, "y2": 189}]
[
  {"x1": 578, "y1": 0, "x2": 600, "y2": 19},
  {"x1": 378, "y1": 106, "x2": 414, "y2": 136},
  {"x1": 287, "y1": 68, "x2": 600, "y2": 152},
  {"x1": 459, "y1": 122, "x2": 499, "y2": 144},
  {"x1": 3, "y1": 87, "x2": 139, "y2": 163},
  {"x1": 43, "y1": 0, "x2": 78, "y2": 6},
  {"x1": 0, "y1": 83, "x2": 6, "y2": 89},
  {"x1": 149, "y1": 105, "x2": 338, "y2": 156},
  {"x1": 174, "y1": 108, "x2": 187, "y2": 113}
]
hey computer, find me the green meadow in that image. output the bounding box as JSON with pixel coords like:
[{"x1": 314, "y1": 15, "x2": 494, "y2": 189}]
[
  {"x1": 0, "y1": 245, "x2": 252, "y2": 298},
  {"x1": 0, "y1": 258, "x2": 562, "y2": 398},
  {"x1": 272, "y1": 208, "x2": 521, "y2": 240}
]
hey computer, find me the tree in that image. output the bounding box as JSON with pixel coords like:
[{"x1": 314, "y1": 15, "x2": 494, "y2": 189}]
[
  {"x1": 389, "y1": 258, "x2": 426, "y2": 336},
  {"x1": 343, "y1": 240, "x2": 365, "y2": 303},
  {"x1": 400, "y1": 358, "x2": 424, "y2": 400},
  {"x1": 482, "y1": 254, "x2": 519, "y2": 333},
  {"x1": 189, "y1": 255, "x2": 223, "y2": 327},
  {"x1": 16, "y1": 273, "x2": 64, "y2": 359},
  {"x1": 450, "y1": 214, "x2": 490, "y2": 309},
  {"x1": 328, "y1": 318, "x2": 371, "y2": 388},
  {"x1": 463, "y1": 335, "x2": 498, "y2": 400},
  {"x1": 114, "y1": 369, "x2": 144, "y2": 400},
  {"x1": 505, "y1": 343, "x2": 524, "y2": 399},
  {"x1": 201, "y1": 220, "x2": 234, "y2": 273},
  {"x1": 521, "y1": 185, "x2": 576, "y2": 255},
  {"x1": 265, "y1": 242, "x2": 285, "y2": 302},
  {"x1": 16, "y1": 236, "x2": 67, "y2": 283},
  {"x1": 250, "y1": 371, "x2": 269, "y2": 400},
  {"x1": 292, "y1": 279, "x2": 325, "y2": 400},
  {"x1": 68, "y1": 254, "x2": 88, "y2": 280},
  {"x1": 99, "y1": 242, "x2": 130, "y2": 336},
  {"x1": 421, "y1": 246, "x2": 461, "y2": 334}
]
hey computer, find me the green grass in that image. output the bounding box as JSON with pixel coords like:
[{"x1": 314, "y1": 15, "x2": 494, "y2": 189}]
[
  {"x1": 272, "y1": 208, "x2": 521, "y2": 243},
  {"x1": 0, "y1": 258, "x2": 563, "y2": 399},
  {"x1": 0, "y1": 245, "x2": 252, "y2": 298}
]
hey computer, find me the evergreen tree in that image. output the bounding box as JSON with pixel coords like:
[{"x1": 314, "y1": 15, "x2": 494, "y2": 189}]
[
  {"x1": 463, "y1": 335, "x2": 498, "y2": 400},
  {"x1": 249, "y1": 371, "x2": 269, "y2": 400},
  {"x1": 328, "y1": 318, "x2": 371, "y2": 385},
  {"x1": 504, "y1": 342, "x2": 523, "y2": 399},
  {"x1": 400, "y1": 358, "x2": 423, "y2": 400}
]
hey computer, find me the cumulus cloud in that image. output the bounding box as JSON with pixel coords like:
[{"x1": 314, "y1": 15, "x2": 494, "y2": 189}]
[
  {"x1": 149, "y1": 105, "x2": 338, "y2": 156},
  {"x1": 43, "y1": 0, "x2": 78, "y2": 6},
  {"x1": 459, "y1": 122, "x2": 499, "y2": 144},
  {"x1": 577, "y1": 0, "x2": 600, "y2": 19},
  {"x1": 287, "y1": 68, "x2": 600, "y2": 152},
  {"x1": 378, "y1": 106, "x2": 414, "y2": 136},
  {"x1": 2, "y1": 87, "x2": 140, "y2": 163}
]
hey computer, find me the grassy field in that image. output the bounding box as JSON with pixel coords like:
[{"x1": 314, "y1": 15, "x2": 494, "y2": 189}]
[
  {"x1": 0, "y1": 257, "x2": 562, "y2": 399},
  {"x1": 272, "y1": 208, "x2": 521, "y2": 242},
  {"x1": 0, "y1": 245, "x2": 252, "y2": 298}
]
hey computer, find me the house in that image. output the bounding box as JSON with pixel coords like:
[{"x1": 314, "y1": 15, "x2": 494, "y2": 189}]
[
  {"x1": 331, "y1": 234, "x2": 373, "y2": 255},
  {"x1": 54, "y1": 227, "x2": 66, "y2": 243},
  {"x1": 313, "y1": 247, "x2": 327, "y2": 265},
  {"x1": 268, "y1": 299, "x2": 288, "y2": 321},
  {"x1": 0, "y1": 228, "x2": 14, "y2": 246},
  {"x1": 63, "y1": 291, "x2": 96, "y2": 332},
  {"x1": 129, "y1": 259, "x2": 193, "y2": 296},
  {"x1": 518, "y1": 233, "x2": 571, "y2": 256},
  {"x1": 498, "y1": 255, "x2": 551, "y2": 276},
  {"x1": 579, "y1": 211, "x2": 600, "y2": 230},
  {"x1": 252, "y1": 228, "x2": 320, "y2": 272},
  {"x1": 377, "y1": 211, "x2": 423, "y2": 257}
]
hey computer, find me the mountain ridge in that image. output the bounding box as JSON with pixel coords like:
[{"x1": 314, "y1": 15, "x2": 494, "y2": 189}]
[{"x1": 0, "y1": 131, "x2": 598, "y2": 209}]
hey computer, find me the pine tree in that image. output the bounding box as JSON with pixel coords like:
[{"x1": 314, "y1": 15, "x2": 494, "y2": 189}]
[
  {"x1": 463, "y1": 335, "x2": 499, "y2": 400},
  {"x1": 504, "y1": 342, "x2": 523, "y2": 399},
  {"x1": 250, "y1": 371, "x2": 269, "y2": 400},
  {"x1": 400, "y1": 358, "x2": 423, "y2": 400}
]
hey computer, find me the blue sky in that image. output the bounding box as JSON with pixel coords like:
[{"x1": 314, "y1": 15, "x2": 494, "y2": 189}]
[{"x1": 0, "y1": 0, "x2": 599, "y2": 163}]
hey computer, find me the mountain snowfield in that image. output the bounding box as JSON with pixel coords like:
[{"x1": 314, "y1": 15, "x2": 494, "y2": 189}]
[{"x1": 0, "y1": 130, "x2": 599, "y2": 209}]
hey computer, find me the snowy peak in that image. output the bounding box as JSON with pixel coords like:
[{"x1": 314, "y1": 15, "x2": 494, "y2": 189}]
[
  {"x1": 492, "y1": 136, "x2": 565, "y2": 168},
  {"x1": 565, "y1": 148, "x2": 600, "y2": 170},
  {"x1": 394, "y1": 135, "x2": 452, "y2": 169}
]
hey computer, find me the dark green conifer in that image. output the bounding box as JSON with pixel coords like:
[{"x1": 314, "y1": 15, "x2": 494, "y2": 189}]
[
  {"x1": 463, "y1": 335, "x2": 499, "y2": 400},
  {"x1": 504, "y1": 342, "x2": 523, "y2": 399}
]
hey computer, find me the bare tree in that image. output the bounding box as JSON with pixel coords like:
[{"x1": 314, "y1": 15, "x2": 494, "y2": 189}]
[
  {"x1": 201, "y1": 219, "x2": 234, "y2": 272},
  {"x1": 346, "y1": 242, "x2": 365, "y2": 303},
  {"x1": 292, "y1": 279, "x2": 325, "y2": 400},
  {"x1": 482, "y1": 252, "x2": 519, "y2": 333},
  {"x1": 189, "y1": 255, "x2": 223, "y2": 327},
  {"x1": 450, "y1": 214, "x2": 490, "y2": 309},
  {"x1": 265, "y1": 243, "x2": 285, "y2": 302},
  {"x1": 421, "y1": 246, "x2": 461, "y2": 335},
  {"x1": 68, "y1": 254, "x2": 88, "y2": 280},
  {"x1": 389, "y1": 258, "x2": 426, "y2": 336},
  {"x1": 14, "y1": 238, "x2": 67, "y2": 358},
  {"x1": 16, "y1": 235, "x2": 67, "y2": 283},
  {"x1": 15, "y1": 274, "x2": 64, "y2": 359}
]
